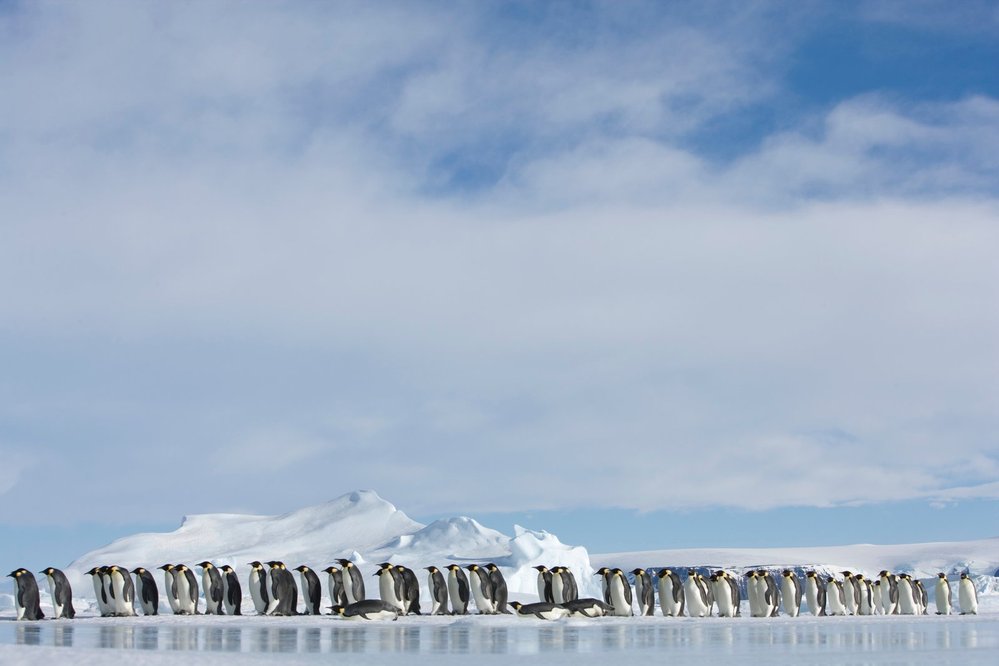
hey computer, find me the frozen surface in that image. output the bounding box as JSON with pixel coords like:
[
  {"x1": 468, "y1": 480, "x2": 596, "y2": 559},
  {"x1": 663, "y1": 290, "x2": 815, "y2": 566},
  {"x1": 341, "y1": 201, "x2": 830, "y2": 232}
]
[{"x1": 1, "y1": 614, "x2": 998, "y2": 665}]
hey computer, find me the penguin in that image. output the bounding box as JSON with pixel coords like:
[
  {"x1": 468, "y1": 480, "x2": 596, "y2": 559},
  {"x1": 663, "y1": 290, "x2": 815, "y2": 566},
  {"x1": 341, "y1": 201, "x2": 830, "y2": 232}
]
[
  {"x1": 336, "y1": 559, "x2": 365, "y2": 604},
  {"x1": 840, "y1": 571, "x2": 859, "y2": 615},
  {"x1": 323, "y1": 566, "x2": 348, "y2": 607},
  {"x1": 247, "y1": 562, "x2": 269, "y2": 615},
  {"x1": 446, "y1": 564, "x2": 470, "y2": 615},
  {"x1": 425, "y1": 566, "x2": 450, "y2": 615},
  {"x1": 396, "y1": 565, "x2": 422, "y2": 615},
  {"x1": 872, "y1": 579, "x2": 883, "y2": 614},
  {"x1": 219, "y1": 565, "x2": 242, "y2": 615},
  {"x1": 534, "y1": 565, "x2": 554, "y2": 603},
  {"x1": 40, "y1": 567, "x2": 75, "y2": 619},
  {"x1": 266, "y1": 561, "x2": 298, "y2": 616},
  {"x1": 825, "y1": 576, "x2": 847, "y2": 616},
  {"x1": 656, "y1": 569, "x2": 685, "y2": 617},
  {"x1": 804, "y1": 571, "x2": 826, "y2": 616},
  {"x1": 855, "y1": 574, "x2": 874, "y2": 615},
  {"x1": 158, "y1": 564, "x2": 181, "y2": 614},
  {"x1": 552, "y1": 566, "x2": 578, "y2": 603},
  {"x1": 331, "y1": 600, "x2": 399, "y2": 621},
  {"x1": 173, "y1": 564, "x2": 199, "y2": 615},
  {"x1": 197, "y1": 562, "x2": 224, "y2": 615},
  {"x1": 914, "y1": 578, "x2": 928, "y2": 615},
  {"x1": 607, "y1": 568, "x2": 633, "y2": 616},
  {"x1": 375, "y1": 563, "x2": 406, "y2": 613},
  {"x1": 130, "y1": 567, "x2": 158, "y2": 616},
  {"x1": 510, "y1": 600, "x2": 570, "y2": 620},
  {"x1": 684, "y1": 569, "x2": 711, "y2": 617},
  {"x1": 594, "y1": 567, "x2": 612, "y2": 605},
  {"x1": 108, "y1": 565, "x2": 136, "y2": 617},
  {"x1": 631, "y1": 568, "x2": 655, "y2": 616},
  {"x1": 7, "y1": 569, "x2": 44, "y2": 621},
  {"x1": 294, "y1": 565, "x2": 322, "y2": 615},
  {"x1": 878, "y1": 570, "x2": 899, "y2": 615},
  {"x1": 934, "y1": 573, "x2": 952, "y2": 615},
  {"x1": 760, "y1": 570, "x2": 780, "y2": 617},
  {"x1": 958, "y1": 572, "x2": 978, "y2": 615},
  {"x1": 710, "y1": 571, "x2": 739, "y2": 618},
  {"x1": 486, "y1": 563, "x2": 510, "y2": 614},
  {"x1": 86, "y1": 566, "x2": 111, "y2": 617},
  {"x1": 896, "y1": 574, "x2": 918, "y2": 615},
  {"x1": 100, "y1": 565, "x2": 115, "y2": 613},
  {"x1": 746, "y1": 570, "x2": 763, "y2": 617},
  {"x1": 563, "y1": 597, "x2": 615, "y2": 617},
  {"x1": 780, "y1": 570, "x2": 801, "y2": 617},
  {"x1": 465, "y1": 564, "x2": 496, "y2": 614}
]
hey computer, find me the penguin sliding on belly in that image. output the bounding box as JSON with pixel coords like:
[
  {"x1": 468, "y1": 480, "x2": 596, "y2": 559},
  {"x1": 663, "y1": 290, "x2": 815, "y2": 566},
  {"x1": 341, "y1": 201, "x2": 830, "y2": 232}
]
[
  {"x1": 8, "y1": 569, "x2": 45, "y2": 621},
  {"x1": 563, "y1": 597, "x2": 614, "y2": 617},
  {"x1": 510, "y1": 601, "x2": 570, "y2": 620},
  {"x1": 331, "y1": 600, "x2": 399, "y2": 621},
  {"x1": 40, "y1": 567, "x2": 75, "y2": 619}
]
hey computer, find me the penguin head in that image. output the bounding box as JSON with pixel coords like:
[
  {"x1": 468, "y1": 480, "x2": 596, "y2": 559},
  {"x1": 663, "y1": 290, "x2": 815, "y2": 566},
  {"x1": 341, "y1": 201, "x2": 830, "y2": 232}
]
[
  {"x1": 221, "y1": 566, "x2": 233, "y2": 573},
  {"x1": 425, "y1": 566, "x2": 438, "y2": 573},
  {"x1": 486, "y1": 563, "x2": 499, "y2": 572},
  {"x1": 40, "y1": 567, "x2": 54, "y2": 576},
  {"x1": 377, "y1": 562, "x2": 392, "y2": 570},
  {"x1": 330, "y1": 605, "x2": 346, "y2": 616},
  {"x1": 509, "y1": 601, "x2": 522, "y2": 611},
  {"x1": 657, "y1": 569, "x2": 671, "y2": 578},
  {"x1": 878, "y1": 570, "x2": 890, "y2": 577},
  {"x1": 937, "y1": 572, "x2": 946, "y2": 579},
  {"x1": 157, "y1": 564, "x2": 173, "y2": 572},
  {"x1": 446, "y1": 564, "x2": 460, "y2": 572},
  {"x1": 466, "y1": 564, "x2": 478, "y2": 572},
  {"x1": 960, "y1": 573, "x2": 969, "y2": 580},
  {"x1": 197, "y1": 561, "x2": 213, "y2": 569},
  {"x1": 533, "y1": 565, "x2": 548, "y2": 572},
  {"x1": 781, "y1": 570, "x2": 792, "y2": 577},
  {"x1": 630, "y1": 568, "x2": 644, "y2": 576},
  {"x1": 266, "y1": 561, "x2": 281, "y2": 569},
  {"x1": 323, "y1": 566, "x2": 339, "y2": 574},
  {"x1": 336, "y1": 559, "x2": 352, "y2": 567},
  {"x1": 294, "y1": 565, "x2": 309, "y2": 573},
  {"x1": 248, "y1": 561, "x2": 263, "y2": 569},
  {"x1": 841, "y1": 571, "x2": 853, "y2": 578},
  {"x1": 594, "y1": 567, "x2": 609, "y2": 576},
  {"x1": 131, "y1": 568, "x2": 144, "y2": 575}
]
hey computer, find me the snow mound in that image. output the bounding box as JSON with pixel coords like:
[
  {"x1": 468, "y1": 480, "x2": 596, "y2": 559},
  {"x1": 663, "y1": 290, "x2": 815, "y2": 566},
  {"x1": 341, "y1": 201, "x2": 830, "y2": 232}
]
[{"x1": 497, "y1": 525, "x2": 598, "y2": 598}]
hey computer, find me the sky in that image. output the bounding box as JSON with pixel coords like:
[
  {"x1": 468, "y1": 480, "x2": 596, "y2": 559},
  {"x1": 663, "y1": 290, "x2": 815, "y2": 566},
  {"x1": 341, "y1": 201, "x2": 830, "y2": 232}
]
[{"x1": 1, "y1": 1, "x2": 998, "y2": 573}]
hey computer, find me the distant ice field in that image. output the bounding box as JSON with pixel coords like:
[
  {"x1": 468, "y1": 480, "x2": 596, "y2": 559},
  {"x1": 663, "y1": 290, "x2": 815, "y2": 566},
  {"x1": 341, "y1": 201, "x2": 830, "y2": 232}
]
[{"x1": 2, "y1": 613, "x2": 998, "y2": 665}]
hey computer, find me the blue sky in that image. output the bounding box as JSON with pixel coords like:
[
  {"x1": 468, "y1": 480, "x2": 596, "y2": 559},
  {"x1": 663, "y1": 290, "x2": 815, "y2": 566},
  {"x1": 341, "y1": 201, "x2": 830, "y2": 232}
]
[{"x1": 1, "y1": 1, "x2": 998, "y2": 574}]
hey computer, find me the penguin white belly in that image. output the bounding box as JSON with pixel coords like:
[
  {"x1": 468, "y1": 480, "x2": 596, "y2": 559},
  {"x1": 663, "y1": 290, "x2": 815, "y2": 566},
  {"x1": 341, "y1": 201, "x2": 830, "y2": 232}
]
[
  {"x1": 659, "y1": 579, "x2": 679, "y2": 616},
  {"x1": 780, "y1": 579, "x2": 798, "y2": 617},
  {"x1": 684, "y1": 579, "x2": 708, "y2": 617},
  {"x1": 552, "y1": 576, "x2": 565, "y2": 604},
  {"x1": 825, "y1": 582, "x2": 845, "y2": 616},
  {"x1": 804, "y1": 580, "x2": 819, "y2": 616},
  {"x1": 379, "y1": 574, "x2": 402, "y2": 612},
  {"x1": 897, "y1": 579, "x2": 916, "y2": 615},
  {"x1": 609, "y1": 579, "x2": 631, "y2": 616},
  {"x1": 175, "y1": 575, "x2": 192, "y2": 614},
  {"x1": 249, "y1": 570, "x2": 267, "y2": 613},
  {"x1": 712, "y1": 581, "x2": 732, "y2": 617},
  {"x1": 872, "y1": 584, "x2": 882, "y2": 614},
  {"x1": 935, "y1": 580, "x2": 950, "y2": 615},
  {"x1": 162, "y1": 572, "x2": 178, "y2": 613},
  {"x1": 958, "y1": 580, "x2": 978, "y2": 614},
  {"x1": 45, "y1": 575, "x2": 64, "y2": 619},
  {"x1": 344, "y1": 570, "x2": 359, "y2": 605},
  {"x1": 14, "y1": 593, "x2": 25, "y2": 620},
  {"x1": 355, "y1": 609, "x2": 397, "y2": 621}
]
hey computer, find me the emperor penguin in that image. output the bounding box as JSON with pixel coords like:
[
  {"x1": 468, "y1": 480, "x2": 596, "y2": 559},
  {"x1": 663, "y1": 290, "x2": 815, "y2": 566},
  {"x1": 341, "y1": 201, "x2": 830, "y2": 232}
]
[
  {"x1": 825, "y1": 576, "x2": 847, "y2": 616},
  {"x1": 657, "y1": 569, "x2": 685, "y2": 617},
  {"x1": 465, "y1": 564, "x2": 496, "y2": 614},
  {"x1": 294, "y1": 565, "x2": 322, "y2": 615},
  {"x1": 336, "y1": 559, "x2": 365, "y2": 604},
  {"x1": 563, "y1": 597, "x2": 615, "y2": 617},
  {"x1": 108, "y1": 565, "x2": 137, "y2": 616},
  {"x1": 486, "y1": 563, "x2": 510, "y2": 614},
  {"x1": 130, "y1": 567, "x2": 159, "y2": 616},
  {"x1": 746, "y1": 570, "x2": 763, "y2": 617},
  {"x1": 914, "y1": 579, "x2": 928, "y2": 615},
  {"x1": 158, "y1": 564, "x2": 181, "y2": 614},
  {"x1": 197, "y1": 562, "x2": 224, "y2": 615},
  {"x1": 804, "y1": 571, "x2": 826, "y2": 616},
  {"x1": 958, "y1": 572, "x2": 978, "y2": 615},
  {"x1": 247, "y1": 562, "x2": 270, "y2": 614},
  {"x1": 331, "y1": 600, "x2": 398, "y2": 621},
  {"x1": 323, "y1": 566, "x2": 348, "y2": 607},
  {"x1": 840, "y1": 571, "x2": 858, "y2": 615},
  {"x1": 760, "y1": 570, "x2": 780, "y2": 617},
  {"x1": 510, "y1": 601, "x2": 570, "y2": 620},
  {"x1": 396, "y1": 565, "x2": 422, "y2": 615},
  {"x1": 896, "y1": 574, "x2": 918, "y2": 615},
  {"x1": 683, "y1": 570, "x2": 711, "y2": 618},
  {"x1": 594, "y1": 567, "x2": 612, "y2": 604},
  {"x1": 86, "y1": 566, "x2": 111, "y2": 616},
  {"x1": 855, "y1": 574, "x2": 874, "y2": 615},
  {"x1": 878, "y1": 570, "x2": 899, "y2": 615},
  {"x1": 173, "y1": 564, "x2": 200, "y2": 615},
  {"x1": 780, "y1": 570, "x2": 802, "y2": 617},
  {"x1": 607, "y1": 568, "x2": 633, "y2": 616},
  {"x1": 552, "y1": 566, "x2": 578, "y2": 603},
  {"x1": 446, "y1": 564, "x2": 470, "y2": 615},
  {"x1": 375, "y1": 563, "x2": 406, "y2": 613},
  {"x1": 631, "y1": 568, "x2": 655, "y2": 616},
  {"x1": 40, "y1": 567, "x2": 75, "y2": 619},
  {"x1": 872, "y1": 579, "x2": 883, "y2": 614},
  {"x1": 7, "y1": 569, "x2": 45, "y2": 620},
  {"x1": 266, "y1": 561, "x2": 298, "y2": 616},
  {"x1": 425, "y1": 566, "x2": 450, "y2": 615},
  {"x1": 710, "y1": 571, "x2": 739, "y2": 618},
  {"x1": 219, "y1": 565, "x2": 242, "y2": 615},
  {"x1": 534, "y1": 565, "x2": 554, "y2": 603},
  {"x1": 934, "y1": 573, "x2": 952, "y2": 615}
]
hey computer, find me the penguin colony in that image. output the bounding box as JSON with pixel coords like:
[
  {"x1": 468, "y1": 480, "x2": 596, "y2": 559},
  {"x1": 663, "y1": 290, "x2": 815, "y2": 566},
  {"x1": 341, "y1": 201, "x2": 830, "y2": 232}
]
[{"x1": 6, "y1": 563, "x2": 982, "y2": 621}]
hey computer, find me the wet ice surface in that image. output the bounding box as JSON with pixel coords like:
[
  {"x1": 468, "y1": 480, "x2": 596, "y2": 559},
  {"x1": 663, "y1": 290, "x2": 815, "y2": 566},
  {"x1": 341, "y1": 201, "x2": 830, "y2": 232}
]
[{"x1": 2, "y1": 614, "x2": 998, "y2": 665}]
